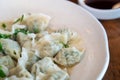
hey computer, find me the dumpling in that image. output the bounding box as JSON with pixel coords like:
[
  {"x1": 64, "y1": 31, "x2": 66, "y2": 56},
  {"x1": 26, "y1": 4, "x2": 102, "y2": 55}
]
[
  {"x1": 54, "y1": 47, "x2": 84, "y2": 67},
  {"x1": 31, "y1": 57, "x2": 69, "y2": 80},
  {"x1": 8, "y1": 48, "x2": 34, "y2": 80},
  {"x1": 22, "y1": 13, "x2": 51, "y2": 33},
  {"x1": 50, "y1": 33, "x2": 68, "y2": 45},
  {"x1": 17, "y1": 32, "x2": 36, "y2": 49},
  {"x1": 16, "y1": 32, "x2": 33, "y2": 50},
  {"x1": 0, "y1": 52, "x2": 4, "y2": 57},
  {"x1": 67, "y1": 33, "x2": 85, "y2": 51},
  {"x1": 0, "y1": 39, "x2": 21, "y2": 59},
  {"x1": 5, "y1": 76, "x2": 33, "y2": 80},
  {"x1": 43, "y1": 71, "x2": 69, "y2": 80},
  {"x1": 27, "y1": 33, "x2": 36, "y2": 47},
  {"x1": 9, "y1": 48, "x2": 32, "y2": 79},
  {"x1": 31, "y1": 57, "x2": 61, "y2": 75},
  {"x1": 26, "y1": 50, "x2": 39, "y2": 71},
  {"x1": 31, "y1": 57, "x2": 61, "y2": 80},
  {"x1": 55, "y1": 29, "x2": 78, "y2": 42},
  {"x1": 35, "y1": 31, "x2": 49, "y2": 41},
  {"x1": 59, "y1": 29, "x2": 85, "y2": 56},
  {"x1": 9, "y1": 65, "x2": 33, "y2": 79},
  {"x1": 0, "y1": 56, "x2": 15, "y2": 69},
  {"x1": 17, "y1": 47, "x2": 28, "y2": 68},
  {"x1": 16, "y1": 32, "x2": 30, "y2": 47},
  {"x1": 35, "y1": 34, "x2": 63, "y2": 58}
]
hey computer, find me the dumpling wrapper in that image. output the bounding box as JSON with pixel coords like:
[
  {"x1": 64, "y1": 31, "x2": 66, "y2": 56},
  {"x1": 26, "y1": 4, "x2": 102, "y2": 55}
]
[
  {"x1": 35, "y1": 34, "x2": 63, "y2": 58},
  {"x1": 0, "y1": 39, "x2": 21, "y2": 60},
  {"x1": 31, "y1": 57, "x2": 69, "y2": 80},
  {"x1": 0, "y1": 56, "x2": 15, "y2": 69},
  {"x1": 22, "y1": 13, "x2": 51, "y2": 33},
  {"x1": 54, "y1": 47, "x2": 84, "y2": 67}
]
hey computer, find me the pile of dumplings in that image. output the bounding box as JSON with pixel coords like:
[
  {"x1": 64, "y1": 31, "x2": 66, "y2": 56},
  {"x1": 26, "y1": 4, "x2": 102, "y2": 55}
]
[{"x1": 0, "y1": 13, "x2": 84, "y2": 80}]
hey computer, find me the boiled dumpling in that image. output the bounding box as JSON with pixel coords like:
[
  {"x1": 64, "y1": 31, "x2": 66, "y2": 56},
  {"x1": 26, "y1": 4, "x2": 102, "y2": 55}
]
[
  {"x1": 68, "y1": 33, "x2": 84, "y2": 51},
  {"x1": 9, "y1": 65, "x2": 33, "y2": 79},
  {"x1": 35, "y1": 34, "x2": 63, "y2": 58},
  {"x1": 9, "y1": 48, "x2": 33, "y2": 79},
  {"x1": 22, "y1": 13, "x2": 51, "y2": 33},
  {"x1": 0, "y1": 56, "x2": 15, "y2": 69},
  {"x1": 0, "y1": 52, "x2": 4, "y2": 57},
  {"x1": 0, "y1": 39, "x2": 21, "y2": 59},
  {"x1": 5, "y1": 76, "x2": 33, "y2": 80},
  {"x1": 56, "y1": 29, "x2": 78, "y2": 42},
  {"x1": 31, "y1": 57, "x2": 69, "y2": 80},
  {"x1": 50, "y1": 33, "x2": 68, "y2": 45},
  {"x1": 26, "y1": 50, "x2": 39, "y2": 71},
  {"x1": 16, "y1": 32, "x2": 30, "y2": 47},
  {"x1": 43, "y1": 71, "x2": 69, "y2": 80},
  {"x1": 31, "y1": 57, "x2": 61, "y2": 75},
  {"x1": 54, "y1": 47, "x2": 84, "y2": 67},
  {"x1": 35, "y1": 31, "x2": 49, "y2": 41},
  {"x1": 16, "y1": 32, "x2": 32, "y2": 50},
  {"x1": 31, "y1": 57, "x2": 61, "y2": 80}
]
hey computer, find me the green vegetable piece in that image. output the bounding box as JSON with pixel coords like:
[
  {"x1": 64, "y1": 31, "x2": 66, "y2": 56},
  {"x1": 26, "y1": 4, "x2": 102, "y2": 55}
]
[
  {"x1": 20, "y1": 15, "x2": 24, "y2": 22},
  {"x1": 64, "y1": 44, "x2": 69, "y2": 48},
  {"x1": 0, "y1": 66, "x2": 6, "y2": 78},
  {"x1": 13, "y1": 14, "x2": 24, "y2": 24},
  {"x1": 0, "y1": 43, "x2": 5, "y2": 54},
  {"x1": 13, "y1": 18, "x2": 21, "y2": 24},
  {"x1": 61, "y1": 42, "x2": 69, "y2": 48},
  {"x1": 0, "y1": 34, "x2": 11, "y2": 39},
  {"x1": 0, "y1": 42, "x2": 5, "y2": 54},
  {"x1": 0, "y1": 43, "x2": 3, "y2": 51},
  {"x1": 1, "y1": 23, "x2": 6, "y2": 28},
  {"x1": 33, "y1": 27, "x2": 39, "y2": 33},
  {"x1": 14, "y1": 29, "x2": 29, "y2": 36}
]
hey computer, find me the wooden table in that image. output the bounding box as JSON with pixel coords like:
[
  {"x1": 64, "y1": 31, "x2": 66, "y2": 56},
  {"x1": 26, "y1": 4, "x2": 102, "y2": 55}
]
[{"x1": 70, "y1": 0, "x2": 120, "y2": 79}]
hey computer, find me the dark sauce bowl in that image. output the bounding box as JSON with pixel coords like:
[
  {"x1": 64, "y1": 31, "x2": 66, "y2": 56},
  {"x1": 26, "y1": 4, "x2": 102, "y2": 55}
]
[{"x1": 78, "y1": 0, "x2": 120, "y2": 20}]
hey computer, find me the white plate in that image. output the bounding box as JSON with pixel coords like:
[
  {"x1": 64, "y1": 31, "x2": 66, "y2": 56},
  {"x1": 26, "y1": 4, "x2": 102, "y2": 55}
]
[{"x1": 0, "y1": 0, "x2": 109, "y2": 80}]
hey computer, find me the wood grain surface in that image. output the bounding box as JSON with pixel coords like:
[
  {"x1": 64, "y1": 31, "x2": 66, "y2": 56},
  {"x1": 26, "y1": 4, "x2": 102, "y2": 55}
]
[
  {"x1": 69, "y1": 0, "x2": 120, "y2": 80},
  {"x1": 101, "y1": 19, "x2": 120, "y2": 80}
]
